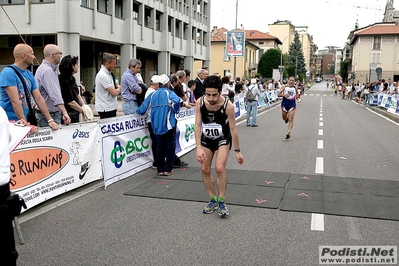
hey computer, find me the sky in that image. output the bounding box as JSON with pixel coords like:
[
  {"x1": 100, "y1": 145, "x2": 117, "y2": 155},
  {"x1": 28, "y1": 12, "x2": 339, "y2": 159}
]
[{"x1": 210, "y1": 0, "x2": 396, "y2": 50}]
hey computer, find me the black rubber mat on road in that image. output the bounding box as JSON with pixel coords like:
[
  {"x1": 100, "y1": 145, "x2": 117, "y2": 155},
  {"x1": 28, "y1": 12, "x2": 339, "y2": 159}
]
[
  {"x1": 124, "y1": 168, "x2": 289, "y2": 208},
  {"x1": 124, "y1": 169, "x2": 399, "y2": 220},
  {"x1": 280, "y1": 174, "x2": 399, "y2": 220}
]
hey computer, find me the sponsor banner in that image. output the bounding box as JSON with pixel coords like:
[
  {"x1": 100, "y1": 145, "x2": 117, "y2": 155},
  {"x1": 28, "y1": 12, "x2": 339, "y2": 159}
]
[
  {"x1": 369, "y1": 94, "x2": 379, "y2": 105},
  {"x1": 175, "y1": 108, "x2": 196, "y2": 157},
  {"x1": 226, "y1": 31, "x2": 245, "y2": 57},
  {"x1": 319, "y1": 246, "x2": 397, "y2": 264},
  {"x1": 98, "y1": 114, "x2": 153, "y2": 188},
  {"x1": 9, "y1": 121, "x2": 33, "y2": 153},
  {"x1": 370, "y1": 93, "x2": 399, "y2": 116},
  {"x1": 387, "y1": 94, "x2": 398, "y2": 114},
  {"x1": 10, "y1": 121, "x2": 101, "y2": 211},
  {"x1": 234, "y1": 96, "x2": 240, "y2": 118}
]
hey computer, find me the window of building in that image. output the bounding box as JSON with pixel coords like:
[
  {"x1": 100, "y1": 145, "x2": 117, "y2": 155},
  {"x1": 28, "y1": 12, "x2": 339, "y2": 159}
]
[
  {"x1": 203, "y1": 31, "x2": 208, "y2": 46},
  {"x1": 373, "y1": 36, "x2": 381, "y2": 50},
  {"x1": 156, "y1": 11, "x2": 162, "y2": 31},
  {"x1": 0, "y1": 0, "x2": 24, "y2": 4},
  {"x1": 196, "y1": 29, "x2": 201, "y2": 44},
  {"x1": 175, "y1": 20, "x2": 181, "y2": 38},
  {"x1": 168, "y1": 16, "x2": 173, "y2": 32},
  {"x1": 31, "y1": 0, "x2": 55, "y2": 2},
  {"x1": 371, "y1": 52, "x2": 381, "y2": 63},
  {"x1": 97, "y1": 0, "x2": 109, "y2": 14},
  {"x1": 80, "y1": 0, "x2": 90, "y2": 7},
  {"x1": 259, "y1": 49, "x2": 264, "y2": 59},
  {"x1": 115, "y1": 0, "x2": 123, "y2": 18},
  {"x1": 144, "y1": 6, "x2": 152, "y2": 28},
  {"x1": 133, "y1": 1, "x2": 139, "y2": 22},
  {"x1": 258, "y1": 41, "x2": 264, "y2": 45},
  {"x1": 183, "y1": 23, "x2": 189, "y2": 40}
]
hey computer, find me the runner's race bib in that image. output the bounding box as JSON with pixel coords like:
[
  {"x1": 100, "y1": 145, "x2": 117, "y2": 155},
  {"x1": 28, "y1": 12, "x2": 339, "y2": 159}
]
[{"x1": 202, "y1": 123, "x2": 223, "y2": 140}]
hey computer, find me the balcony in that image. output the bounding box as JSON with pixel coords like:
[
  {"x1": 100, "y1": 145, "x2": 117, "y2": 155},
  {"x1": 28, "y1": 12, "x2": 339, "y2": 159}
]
[{"x1": 247, "y1": 62, "x2": 258, "y2": 70}]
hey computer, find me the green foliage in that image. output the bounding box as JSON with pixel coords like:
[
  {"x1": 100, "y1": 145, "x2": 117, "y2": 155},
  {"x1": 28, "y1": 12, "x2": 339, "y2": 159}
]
[
  {"x1": 258, "y1": 48, "x2": 281, "y2": 79},
  {"x1": 339, "y1": 59, "x2": 349, "y2": 83},
  {"x1": 287, "y1": 31, "x2": 306, "y2": 76}
]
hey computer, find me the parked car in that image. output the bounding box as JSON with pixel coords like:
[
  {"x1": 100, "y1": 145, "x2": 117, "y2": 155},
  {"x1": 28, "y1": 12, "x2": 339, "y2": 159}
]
[{"x1": 316, "y1": 77, "x2": 322, "y2": 83}]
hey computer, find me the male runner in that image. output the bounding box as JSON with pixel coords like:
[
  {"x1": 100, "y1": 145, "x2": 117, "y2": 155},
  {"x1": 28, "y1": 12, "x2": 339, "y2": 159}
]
[{"x1": 195, "y1": 75, "x2": 244, "y2": 217}]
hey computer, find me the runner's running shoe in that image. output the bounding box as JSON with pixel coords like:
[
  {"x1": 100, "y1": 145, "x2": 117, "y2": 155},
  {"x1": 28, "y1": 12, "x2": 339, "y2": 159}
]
[
  {"x1": 218, "y1": 201, "x2": 229, "y2": 216},
  {"x1": 203, "y1": 199, "x2": 218, "y2": 214},
  {"x1": 285, "y1": 132, "x2": 291, "y2": 139}
]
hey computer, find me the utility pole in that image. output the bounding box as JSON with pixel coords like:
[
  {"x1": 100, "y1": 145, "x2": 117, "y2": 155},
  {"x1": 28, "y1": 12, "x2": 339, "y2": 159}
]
[{"x1": 233, "y1": 0, "x2": 238, "y2": 80}]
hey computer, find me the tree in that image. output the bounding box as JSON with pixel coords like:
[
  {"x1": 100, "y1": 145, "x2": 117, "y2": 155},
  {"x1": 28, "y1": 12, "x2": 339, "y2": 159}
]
[
  {"x1": 287, "y1": 31, "x2": 306, "y2": 78},
  {"x1": 257, "y1": 48, "x2": 281, "y2": 79}
]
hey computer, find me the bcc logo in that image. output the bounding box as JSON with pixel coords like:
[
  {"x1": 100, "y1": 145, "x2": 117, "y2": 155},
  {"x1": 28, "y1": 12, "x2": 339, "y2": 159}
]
[{"x1": 110, "y1": 136, "x2": 150, "y2": 168}]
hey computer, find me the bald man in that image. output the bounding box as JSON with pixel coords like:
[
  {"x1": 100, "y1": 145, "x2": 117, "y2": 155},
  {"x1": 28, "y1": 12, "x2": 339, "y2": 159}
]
[
  {"x1": 34, "y1": 44, "x2": 71, "y2": 126},
  {"x1": 0, "y1": 44, "x2": 59, "y2": 133}
]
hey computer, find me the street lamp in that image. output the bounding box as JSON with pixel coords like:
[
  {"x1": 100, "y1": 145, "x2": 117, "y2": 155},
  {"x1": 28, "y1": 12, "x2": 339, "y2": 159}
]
[{"x1": 279, "y1": 34, "x2": 291, "y2": 82}]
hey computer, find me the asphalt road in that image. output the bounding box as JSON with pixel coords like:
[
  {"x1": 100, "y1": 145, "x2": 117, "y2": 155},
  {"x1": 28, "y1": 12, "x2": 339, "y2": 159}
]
[{"x1": 15, "y1": 82, "x2": 399, "y2": 266}]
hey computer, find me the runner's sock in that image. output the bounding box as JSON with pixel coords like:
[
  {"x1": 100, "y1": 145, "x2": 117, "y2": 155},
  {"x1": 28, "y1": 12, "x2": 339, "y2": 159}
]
[
  {"x1": 210, "y1": 196, "x2": 217, "y2": 202},
  {"x1": 218, "y1": 196, "x2": 225, "y2": 202}
]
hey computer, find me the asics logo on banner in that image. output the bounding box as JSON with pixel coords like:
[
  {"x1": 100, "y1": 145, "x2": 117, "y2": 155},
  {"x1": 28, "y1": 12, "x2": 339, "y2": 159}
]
[
  {"x1": 72, "y1": 129, "x2": 89, "y2": 139},
  {"x1": 110, "y1": 136, "x2": 150, "y2": 168}
]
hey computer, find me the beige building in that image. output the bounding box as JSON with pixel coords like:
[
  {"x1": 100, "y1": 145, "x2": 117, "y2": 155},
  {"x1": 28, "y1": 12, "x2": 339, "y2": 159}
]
[
  {"x1": 268, "y1": 20, "x2": 315, "y2": 74},
  {"x1": 348, "y1": 23, "x2": 399, "y2": 83}
]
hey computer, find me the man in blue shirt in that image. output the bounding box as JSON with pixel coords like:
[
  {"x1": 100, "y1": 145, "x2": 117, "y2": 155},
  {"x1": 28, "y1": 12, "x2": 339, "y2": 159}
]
[{"x1": 137, "y1": 74, "x2": 181, "y2": 176}]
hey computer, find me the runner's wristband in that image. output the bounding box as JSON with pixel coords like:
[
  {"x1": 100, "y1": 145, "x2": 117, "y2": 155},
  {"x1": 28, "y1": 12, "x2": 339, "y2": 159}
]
[
  {"x1": 48, "y1": 119, "x2": 54, "y2": 123},
  {"x1": 234, "y1": 149, "x2": 241, "y2": 152}
]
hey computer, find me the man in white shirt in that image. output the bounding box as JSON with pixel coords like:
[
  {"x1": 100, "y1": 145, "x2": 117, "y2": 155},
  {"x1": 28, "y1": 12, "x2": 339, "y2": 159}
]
[{"x1": 95, "y1": 53, "x2": 121, "y2": 119}]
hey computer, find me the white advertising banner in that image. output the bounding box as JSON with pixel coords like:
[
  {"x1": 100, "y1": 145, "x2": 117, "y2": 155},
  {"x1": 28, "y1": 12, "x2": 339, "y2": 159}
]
[
  {"x1": 10, "y1": 121, "x2": 102, "y2": 211},
  {"x1": 175, "y1": 108, "x2": 196, "y2": 157},
  {"x1": 98, "y1": 114, "x2": 153, "y2": 188}
]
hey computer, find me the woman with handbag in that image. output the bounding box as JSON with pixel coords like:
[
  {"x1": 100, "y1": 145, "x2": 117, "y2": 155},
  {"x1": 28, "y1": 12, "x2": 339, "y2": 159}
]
[{"x1": 59, "y1": 56, "x2": 86, "y2": 123}]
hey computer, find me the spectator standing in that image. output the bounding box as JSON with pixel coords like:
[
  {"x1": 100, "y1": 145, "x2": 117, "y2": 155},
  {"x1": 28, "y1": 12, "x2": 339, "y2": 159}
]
[
  {"x1": 137, "y1": 75, "x2": 181, "y2": 176},
  {"x1": 59, "y1": 55, "x2": 85, "y2": 123},
  {"x1": 246, "y1": 78, "x2": 260, "y2": 127},
  {"x1": 163, "y1": 74, "x2": 190, "y2": 168},
  {"x1": 0, "y1": 44, "x2": 59, "y2": 133},
  {"x1": 34, "y1": 44, "x2": 71, "y2": 126},
  {"x1": 234, "y1": 77, "x2": 243, "y2": 94},
  {"x1": 95, "y1": 53, "x2": 121, "y2": 119},
  {"x1": 142, "y1": 75, "x2": 163, "y2": 169},
  {"x1": 194, "y1": 68, "x2": 208, "y2": 100},
  {"x1": 121, "y1": 59, "x2": 144, "y2": 115},
  {"x1": 0, "y1": 106, "x2": 18, "y2": 266},
  {"x1": 187, "y1": 79, "x2": 196, "y2": 103}
]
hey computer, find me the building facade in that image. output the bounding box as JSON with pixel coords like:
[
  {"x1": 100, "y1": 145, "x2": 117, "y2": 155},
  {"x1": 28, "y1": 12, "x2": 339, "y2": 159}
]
[
  {"x1": 0, "y1": 0, "x2": 211, "y2": 91},
  {"x1": 348, "y1": 23, "x2": 399, "y2": 84}
]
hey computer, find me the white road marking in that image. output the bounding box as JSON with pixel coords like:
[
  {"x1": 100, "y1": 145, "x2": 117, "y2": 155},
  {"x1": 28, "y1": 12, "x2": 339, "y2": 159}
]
[
  {"x1": 315, "y1": 157, "x2": 324, "y2": 173},
  {"x1": 319, "y1": 122, "x2": 323, "y2": 127},
  {"x1": 311, "y1": 213, "x2": 325, "y2": 231},
  {"x1": 318, "y1": 129, "x2": 323, "y2": 135},
  {"x1": 317, "y1": 140, "x2": 324, "y2": 149},
  {"x1": 319, "y1": 117, "x2": 323, "y2": 121}
]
